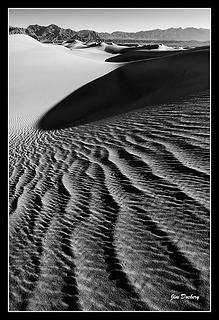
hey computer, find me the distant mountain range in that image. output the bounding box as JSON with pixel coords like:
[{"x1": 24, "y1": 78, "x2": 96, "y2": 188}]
[
  {"x1": 9, "y1": 25, "x2": 102, "y2": 43},
  {"x1": 99, "y1": 28, "x2": 210, "y2": 41},
  {"x1": 9, "y1": 24, "x2": 210, "y2": 42}
]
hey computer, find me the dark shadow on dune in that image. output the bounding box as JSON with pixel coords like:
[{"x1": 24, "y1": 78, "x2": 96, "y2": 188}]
[
  {"x1": 118, "y1": 43, "x2": 159, "y2": 53},
  {"x1": 105, "y1": 45, "x2": 210, "y2": 63},
  {"x1": 38, "y1": 48, "x2": 209, "y2": 131},
  {"x1": 105, "y1": 50, "x2": 183, "y2": 63}
]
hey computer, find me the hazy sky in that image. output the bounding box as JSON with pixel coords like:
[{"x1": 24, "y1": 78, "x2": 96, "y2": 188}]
[{"x1": 9, "y1": 8, "x2": 211, "y2": 32}]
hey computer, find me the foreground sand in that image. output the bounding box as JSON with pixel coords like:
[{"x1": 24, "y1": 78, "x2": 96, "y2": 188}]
[{"x1": 9, "y1": 35, "x2": 210, "y2": 311}]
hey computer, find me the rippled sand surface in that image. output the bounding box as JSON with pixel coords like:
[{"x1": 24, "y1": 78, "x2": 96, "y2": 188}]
[{"x1": 9, "y1": 91, "x2": 210, "y2": 311}]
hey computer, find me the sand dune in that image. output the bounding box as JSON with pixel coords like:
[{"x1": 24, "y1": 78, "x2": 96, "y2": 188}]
[
  {"x1": 106, "y1": 45, "x2": 209, "y2": 63},
  {"x1": 9, "y1": 92, "x2": 210, "y2": 311},
  {"x1": 38, "y1": 48, "x2": 209, "y2": 130},
  {"x1": 9, "y1": 35, "x2": 210, "y2": 311},
  {"x1": 63, "y1": 39, "x2": 92, "y2": 49},
  {"x1": 9, "y1": 35, "x2": 121, "y2": 130},
  {"x1": 100, "y1": 42, "x2": 129, "y2": 54},
  {"x1": 106, "y1": 50, "x2": 184, "y2": 63},
  {"x1": 63, "y1": 40, "x2": 129, "y2": 54},
  {"x1": 118, "y1": 43, "x2": 185, "y2": 54}
]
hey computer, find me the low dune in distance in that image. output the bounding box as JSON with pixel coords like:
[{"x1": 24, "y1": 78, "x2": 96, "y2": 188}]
[{"x1": 105, "y1": 45, "x2": 210, "y2": 63}]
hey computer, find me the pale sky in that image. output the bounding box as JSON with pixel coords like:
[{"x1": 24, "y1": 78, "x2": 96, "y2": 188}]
[{"x1": 9, "y1": 8, "x2": 211, "y2": 33}]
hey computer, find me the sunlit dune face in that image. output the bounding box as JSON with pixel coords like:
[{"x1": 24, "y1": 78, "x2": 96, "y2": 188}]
[{"x1": 9, "y1": 35, "x2": 122, "y2": 131}]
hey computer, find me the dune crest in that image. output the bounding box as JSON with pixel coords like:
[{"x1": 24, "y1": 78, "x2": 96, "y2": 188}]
[{"x1": 9, "y1": 35, "x2": 122, "y2": 131}]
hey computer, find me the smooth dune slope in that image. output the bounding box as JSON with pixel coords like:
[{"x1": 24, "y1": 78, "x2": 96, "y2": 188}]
[
  {"x1": 9, "y1": 35, "x2": 121, "y2": 131},
  {"x1": 38, "y1": 48, "x2": 209, "y2": 130}
]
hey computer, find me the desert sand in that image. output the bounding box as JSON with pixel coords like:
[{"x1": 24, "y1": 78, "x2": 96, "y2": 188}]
[
  {"x1": 9, "y1": 35, "x2": 210, "y2": 311},
  {"x1": 9, "y1": 35, "x2": 122, "y2": 131}
]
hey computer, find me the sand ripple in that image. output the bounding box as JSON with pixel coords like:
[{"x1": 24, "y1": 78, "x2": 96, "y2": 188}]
[{"x1": 9, "y1": 91, "x2": 210, "y2": 311}]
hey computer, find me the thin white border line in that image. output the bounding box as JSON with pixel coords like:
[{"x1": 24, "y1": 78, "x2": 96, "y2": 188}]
[
  {"x1": 209, "y1": 7, "x2": 212, "y2": 313},
  {"x1": 8, "y1": 7, "x2": 211, "y2": 9},
  {"x1": 8, "y1": 311, "x2": 211, "y2": 313},
  {"x1": 8, "y1": 7, "x2": 211, "y2": 313},
  {"x1": 8, "y1": 7, "x2": 10, "y2": 313}
]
